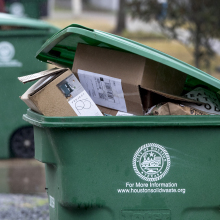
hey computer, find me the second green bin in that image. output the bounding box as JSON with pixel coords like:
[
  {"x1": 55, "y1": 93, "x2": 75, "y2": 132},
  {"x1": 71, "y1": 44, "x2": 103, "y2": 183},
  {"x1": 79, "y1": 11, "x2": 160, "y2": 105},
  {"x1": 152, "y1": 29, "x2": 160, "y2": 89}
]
[
  {"x1": 5, "y1": 0, "x2": 47, "y2": 19},
  {"x1": 0, "y1": 13, "x2": 59, "y2": 158}
]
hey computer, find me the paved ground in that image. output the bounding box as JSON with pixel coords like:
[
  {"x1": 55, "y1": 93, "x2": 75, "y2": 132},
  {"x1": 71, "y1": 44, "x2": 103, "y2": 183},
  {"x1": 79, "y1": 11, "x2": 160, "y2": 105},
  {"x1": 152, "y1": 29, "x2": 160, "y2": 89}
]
[
  {"x1": 0, "y1": 194, "x2": 49, "y2": 220},
  {"x1": 0, "y1": 159, "x2": 48, "y2": 219}
]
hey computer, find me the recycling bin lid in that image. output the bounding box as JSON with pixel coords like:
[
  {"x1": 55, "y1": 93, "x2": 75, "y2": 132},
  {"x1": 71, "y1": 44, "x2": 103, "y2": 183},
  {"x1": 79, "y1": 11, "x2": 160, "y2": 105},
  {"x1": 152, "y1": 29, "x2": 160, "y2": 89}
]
[
  {"x1": 35, "y1": 24, "x2": 220, "y2": 92},
  {"x1": 0, "y1": 12, "x2": 59, "y2": 32}
]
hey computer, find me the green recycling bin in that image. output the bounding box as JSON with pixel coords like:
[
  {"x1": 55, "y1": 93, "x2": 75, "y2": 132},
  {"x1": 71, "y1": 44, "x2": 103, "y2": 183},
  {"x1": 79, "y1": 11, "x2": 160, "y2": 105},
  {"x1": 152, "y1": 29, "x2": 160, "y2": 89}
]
[
  {"x1": 0, "y1": 13, "x2": 59, "y2": 159},
  {"x1": 5, "y1": 0, "x2": 47, "y2": 19},
  {"x1": 23, "y1": 24, "x2": 220, "y2": 219}
]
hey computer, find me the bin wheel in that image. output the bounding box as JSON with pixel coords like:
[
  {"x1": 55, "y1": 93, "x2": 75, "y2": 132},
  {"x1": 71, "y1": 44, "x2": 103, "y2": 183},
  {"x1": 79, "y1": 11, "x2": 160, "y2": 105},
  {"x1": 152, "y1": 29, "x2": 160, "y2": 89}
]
[{"x1": 10, "y1": 126, "x2": 35, "y2": 158}]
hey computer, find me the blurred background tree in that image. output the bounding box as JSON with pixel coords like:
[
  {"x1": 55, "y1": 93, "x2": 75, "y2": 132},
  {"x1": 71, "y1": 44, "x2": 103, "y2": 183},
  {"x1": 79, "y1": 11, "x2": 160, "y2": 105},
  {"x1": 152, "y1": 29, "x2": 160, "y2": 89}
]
[
  {"x1": 127, "y1": 0, "x2": 220, "y2": 70},
  {"x1": 114, "y1": 0, "x2": 126, "y2": 34}
]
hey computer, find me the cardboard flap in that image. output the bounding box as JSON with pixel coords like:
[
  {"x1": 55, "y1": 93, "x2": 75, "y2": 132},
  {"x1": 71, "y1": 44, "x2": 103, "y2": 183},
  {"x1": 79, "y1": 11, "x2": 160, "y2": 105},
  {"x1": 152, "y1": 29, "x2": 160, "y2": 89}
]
[
  {"x1": 18, "y1": 67, "x2": 68, "y2": 84},
  {"x1": 72, "y1": 43, "x2": 145, "y2": 85},
  {"x1": 141, "y1": 86, "x2": 203, "y2": 104}
]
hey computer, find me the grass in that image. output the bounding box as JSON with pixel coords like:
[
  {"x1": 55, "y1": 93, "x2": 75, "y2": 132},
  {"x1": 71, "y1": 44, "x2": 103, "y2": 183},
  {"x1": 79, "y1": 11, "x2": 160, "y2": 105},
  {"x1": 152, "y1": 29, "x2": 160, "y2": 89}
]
[
  {"x1": 35, "y1": 198, "x2": 49, "y2": 207},
  {"x1": 43, "y1": 14, "x2": 114, "y2": 33},
  {"x1": 138, "y1": 39, "x2": 194, "y2": 64},
  {"x1": 45, "y1": 18, "x2": 114, "y2": 33},
  {"x1": 121, "y1": 30, "x2": 167, "y2": 40}
]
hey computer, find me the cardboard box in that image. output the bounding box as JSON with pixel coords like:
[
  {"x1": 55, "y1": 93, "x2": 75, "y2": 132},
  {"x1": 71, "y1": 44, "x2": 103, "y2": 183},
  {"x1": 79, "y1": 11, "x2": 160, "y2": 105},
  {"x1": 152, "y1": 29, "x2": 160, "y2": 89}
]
[
  {"x1": 72, "y1": 43, "x2": 187, "y2": 115},
  {"x1": 19, "y1": 68, "x2": 103, "y2": 117}
]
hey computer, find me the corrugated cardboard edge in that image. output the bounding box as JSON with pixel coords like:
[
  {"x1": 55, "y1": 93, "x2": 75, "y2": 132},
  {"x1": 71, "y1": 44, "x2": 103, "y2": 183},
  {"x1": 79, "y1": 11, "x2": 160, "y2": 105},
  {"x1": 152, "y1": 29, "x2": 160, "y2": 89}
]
[
  {"x1": 20, "y1": 77, "x2": 49, "y2": 114},
  {"x1": 18, "y1": 67, "x2": 68, "y2": 84}
]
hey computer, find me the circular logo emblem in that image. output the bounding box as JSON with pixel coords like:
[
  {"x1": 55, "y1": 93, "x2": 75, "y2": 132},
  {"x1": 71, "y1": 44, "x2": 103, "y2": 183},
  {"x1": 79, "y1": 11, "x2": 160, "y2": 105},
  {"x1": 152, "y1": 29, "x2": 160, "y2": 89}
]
[
  {"x1": 9, "y1": 3, "x2": 25, "y2": 17},
  {"x1": 0, "y1": 42, "x2": 15, "y2": 62},
  {"x1": 133, "y1": 143, "x2": 171, "y2": 182}
]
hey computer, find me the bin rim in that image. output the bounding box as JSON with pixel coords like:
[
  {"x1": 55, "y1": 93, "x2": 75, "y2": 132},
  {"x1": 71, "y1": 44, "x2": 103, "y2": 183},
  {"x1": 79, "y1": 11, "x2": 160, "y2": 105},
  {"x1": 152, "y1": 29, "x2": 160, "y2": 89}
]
[
  {"x1": 0, "y1": 13, "x2": 59, "y2": 32},
  {"x1": 35, "y1": 23, "x2": 220, "y2": 91},
  {"x1": 23, "y1": 109, "x2": 220, "y2": 128}
]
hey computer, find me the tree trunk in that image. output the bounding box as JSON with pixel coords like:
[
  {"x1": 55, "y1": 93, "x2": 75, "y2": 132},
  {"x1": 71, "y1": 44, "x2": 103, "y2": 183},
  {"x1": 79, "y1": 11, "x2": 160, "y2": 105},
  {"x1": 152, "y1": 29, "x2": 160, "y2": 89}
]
[
  {"x1": 194, "y1": 23, "x2": 201, "y2": 69},
  {"x1": 48, "y1": 0, "x2": 55, "y2": 18},
  {"x1": 115, "y1": 0, "x2": 126, "y2": 34},
  {"x1": 0, "y1": 0, "x2": 5, "y2": 12}
]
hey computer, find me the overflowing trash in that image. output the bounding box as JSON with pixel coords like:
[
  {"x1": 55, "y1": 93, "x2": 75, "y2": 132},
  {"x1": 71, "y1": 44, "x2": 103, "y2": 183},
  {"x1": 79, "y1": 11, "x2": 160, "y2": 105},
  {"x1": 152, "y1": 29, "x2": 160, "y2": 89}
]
[{"x1": 19, "y1": 43, "x2": 220, "y2": 117}]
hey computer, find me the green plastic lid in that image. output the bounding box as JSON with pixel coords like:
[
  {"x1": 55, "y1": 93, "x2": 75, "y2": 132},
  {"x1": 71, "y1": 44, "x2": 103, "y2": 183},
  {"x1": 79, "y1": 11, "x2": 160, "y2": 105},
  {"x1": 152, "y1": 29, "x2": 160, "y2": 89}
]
[
  {"x1": 36, "y1": 24, "x2": 220, "y2": 92},
  {"x1": 0, "y1": 12, "x2": 59, "y2": 33}
]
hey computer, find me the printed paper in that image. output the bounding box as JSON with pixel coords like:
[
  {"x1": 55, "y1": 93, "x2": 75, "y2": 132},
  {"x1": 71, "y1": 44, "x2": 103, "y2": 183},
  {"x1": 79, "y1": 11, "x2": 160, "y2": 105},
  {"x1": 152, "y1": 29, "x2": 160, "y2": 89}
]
[
  {"x1": 78, "y1": 69, "x2": 127, "y2": 112},
  {"x1": 184, "y1": 87, "x2": 220, "y2": 115},
  {"x1": 68, "y1": 91, "x2": 103, "y2": 116},
  {"x1": 116, "y1": 111, "x2": 134, "y2": 116},
  {"x1": 57, "y1": 73, "x2": 103, "y2": 116}
]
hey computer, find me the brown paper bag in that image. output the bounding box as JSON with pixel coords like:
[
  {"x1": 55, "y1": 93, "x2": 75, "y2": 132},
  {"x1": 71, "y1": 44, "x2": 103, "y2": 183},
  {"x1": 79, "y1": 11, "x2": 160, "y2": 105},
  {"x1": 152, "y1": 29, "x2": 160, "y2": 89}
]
[{"x1": 146, "y1": 102, "x2": 208, "y2": 115}]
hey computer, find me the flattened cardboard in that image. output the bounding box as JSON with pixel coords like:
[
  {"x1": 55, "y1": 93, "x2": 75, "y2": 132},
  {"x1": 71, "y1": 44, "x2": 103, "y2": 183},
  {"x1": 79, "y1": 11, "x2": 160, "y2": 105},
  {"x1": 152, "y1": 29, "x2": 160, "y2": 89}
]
[
  {"x1": 72, "y1": 43, "x2": 187, "y2": 115},
  {"x1": 18, "y1": 68, "x2": 67, "y2": 84}
]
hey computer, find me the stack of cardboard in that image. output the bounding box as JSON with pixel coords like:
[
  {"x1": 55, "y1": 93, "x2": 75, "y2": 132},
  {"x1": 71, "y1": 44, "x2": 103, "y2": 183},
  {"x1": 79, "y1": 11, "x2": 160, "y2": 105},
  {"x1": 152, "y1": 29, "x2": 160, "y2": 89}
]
[{"x1": 19, "y1": 43, "x2": 211, "y2": 116}]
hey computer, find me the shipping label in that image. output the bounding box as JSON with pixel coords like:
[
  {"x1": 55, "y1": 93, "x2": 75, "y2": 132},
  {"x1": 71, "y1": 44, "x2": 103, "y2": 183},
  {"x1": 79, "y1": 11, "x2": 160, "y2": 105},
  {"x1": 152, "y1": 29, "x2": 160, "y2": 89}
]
[
  {"x1": 78, "y1": 69, "x2": 127, "y2": 112},
  {"x1": 49, "y1": 196, "x2": 55, "y2": 208}
]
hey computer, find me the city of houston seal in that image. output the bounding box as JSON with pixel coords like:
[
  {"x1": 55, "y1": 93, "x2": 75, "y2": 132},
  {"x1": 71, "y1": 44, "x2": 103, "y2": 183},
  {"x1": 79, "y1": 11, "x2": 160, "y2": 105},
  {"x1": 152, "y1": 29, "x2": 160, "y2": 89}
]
[{"x1": 133, "y1": 143, "x2": 171, "y2": 182}]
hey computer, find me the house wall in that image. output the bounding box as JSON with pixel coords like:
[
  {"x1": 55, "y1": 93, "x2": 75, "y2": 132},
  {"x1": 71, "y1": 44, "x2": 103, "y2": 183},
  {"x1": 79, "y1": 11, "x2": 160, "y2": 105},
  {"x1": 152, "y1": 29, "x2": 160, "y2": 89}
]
[{"x1": 89, "y1": 0, "x2": 119, "y2": 11}]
